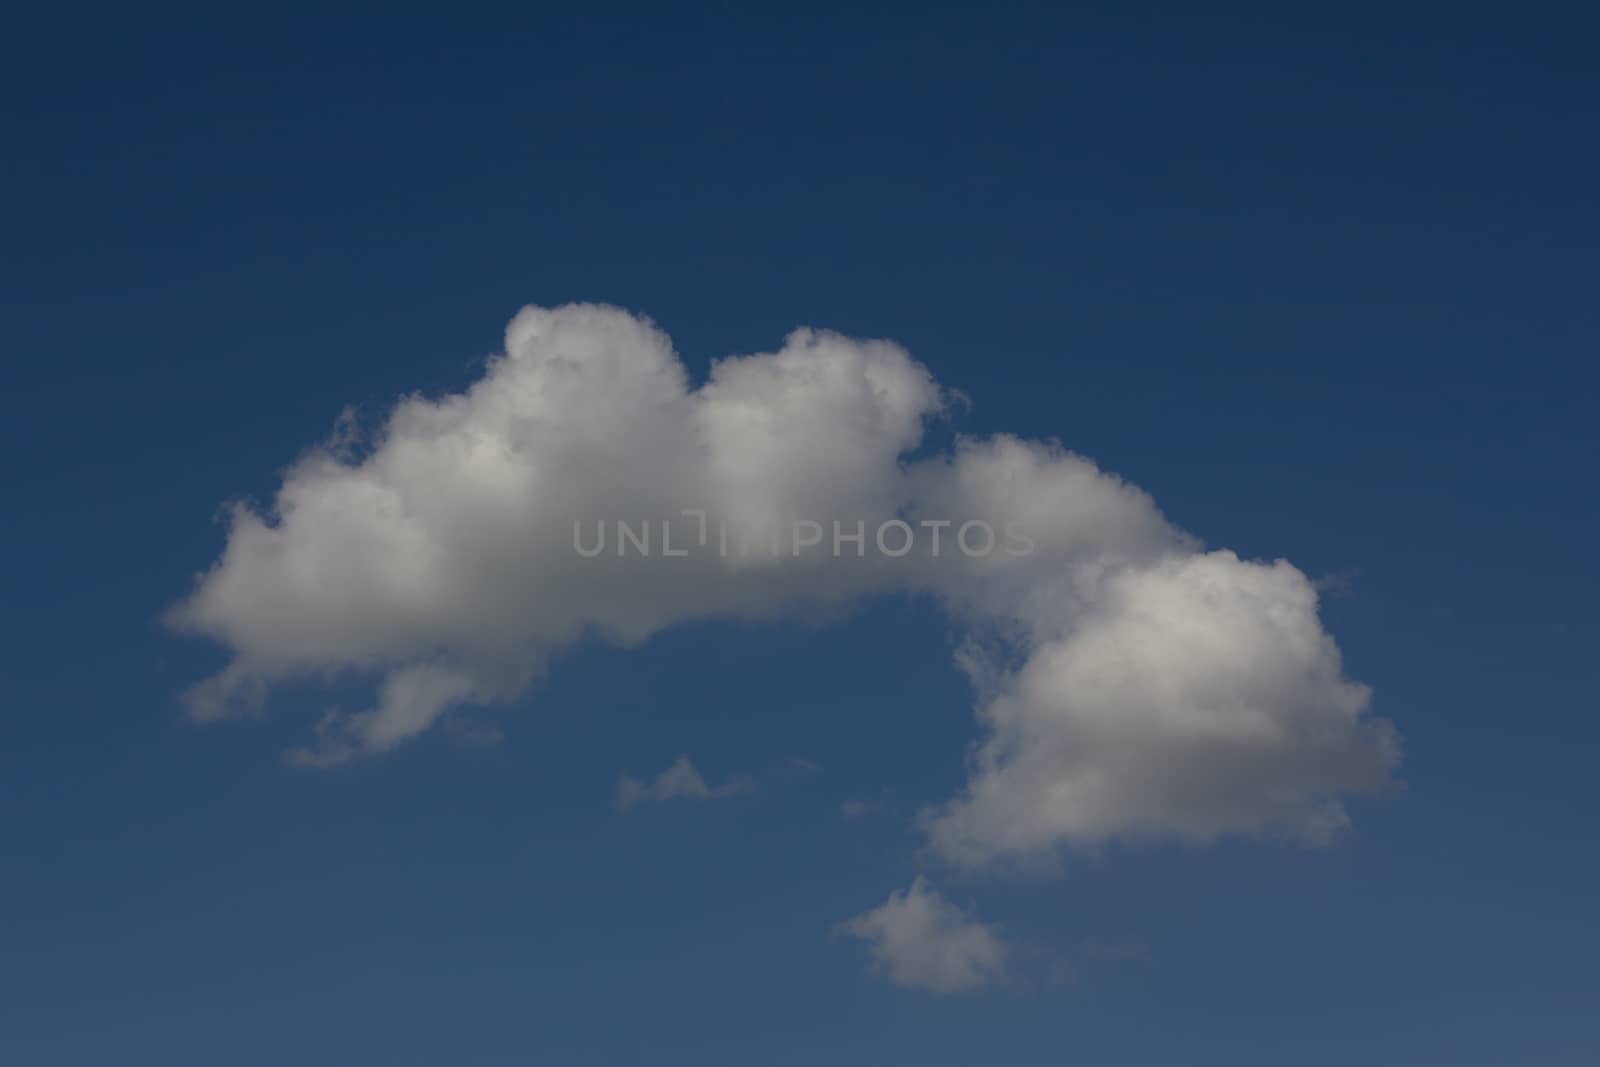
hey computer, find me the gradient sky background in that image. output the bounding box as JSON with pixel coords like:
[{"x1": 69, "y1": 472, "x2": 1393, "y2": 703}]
[{"x1": 3, "y1": 4, "x2": 1598, "y2": 1064}]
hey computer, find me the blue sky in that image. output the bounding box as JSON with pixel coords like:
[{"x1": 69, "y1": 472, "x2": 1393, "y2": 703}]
[{"x1": 3, "y1": 4, "x2": 1598, "y2": 1064}]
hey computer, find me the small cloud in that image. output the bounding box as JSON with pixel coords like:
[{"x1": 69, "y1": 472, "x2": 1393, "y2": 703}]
[
  {"x1": 1313, "y1": 566, "x2": 1361, "y2": 597},
  {"x1": 614, "y1": 756, "x2": 753, "y2": 812},
  {"x1": 839, "y1": 878, "x2": 1013, "y2": 994},
  {"x1": 841, "y1": 786, "x2": 892, "y2": 820}
]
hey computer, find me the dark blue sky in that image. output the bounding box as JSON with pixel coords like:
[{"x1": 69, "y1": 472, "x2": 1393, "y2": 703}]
[{"x1": 3, "y1": 5, "x2": 1597, "y2": 1064}]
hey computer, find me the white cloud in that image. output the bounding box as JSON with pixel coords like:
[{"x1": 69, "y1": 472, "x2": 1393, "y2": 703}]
[
  {"x1": 614, "y1": 756, "x2": 752, "y2": 812},
  {"x1": 839, "y1": 878, "x2": 1012, "y2": 994},
  {"x1": 169, "y1": 302, "x2": 1401, "y2": 867},
  {"x1": 922, "y1": 551, "x2": 1402, "y2": 868}
]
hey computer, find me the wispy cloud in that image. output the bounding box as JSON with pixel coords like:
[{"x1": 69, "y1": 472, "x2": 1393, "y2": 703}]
[
  {"x1": 614, "y1": 756, "x2": 753, "y2": 812},
  {"x1": 840, "y1": 798, "x2": 874, "y2": 820}
]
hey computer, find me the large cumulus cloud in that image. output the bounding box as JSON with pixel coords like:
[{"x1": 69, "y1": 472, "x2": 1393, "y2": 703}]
[{"x1": 169, "y1": 303, "x2": 1399, "y2": 865}]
